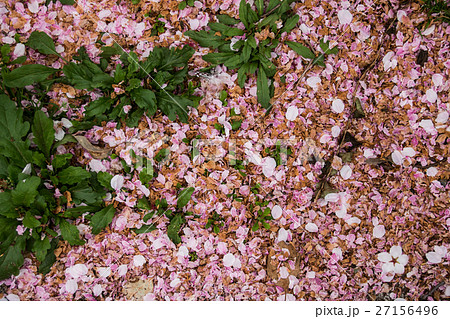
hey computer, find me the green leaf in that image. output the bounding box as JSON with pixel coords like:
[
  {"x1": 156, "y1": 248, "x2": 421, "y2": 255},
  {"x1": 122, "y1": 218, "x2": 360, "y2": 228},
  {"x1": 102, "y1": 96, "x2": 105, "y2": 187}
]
[
  {"x1": 202, "y1": 52, "x2": 235, "y2": 65},
  {"x1": 32, "y1": 110, "x2": 55, "y2": 157},
  {"x1": 178, "y1": 1, "x2": 187, "y2": 10},
  {"x1": 0, "y1": 192, "x2": 16, "y2": 218},
  {"x1": 90, "y1": 205, "x2": 116, "y2": 235},
  {"x1": 167, "y1": 214, "x2": 183, "y2": 244},
  {"x1": 239, "y1": 1, "x2": 249, "y2": 29},
  {"x1": 241, "y1": 42, "x2": 252, "y2": 64},
  {"x1": 319, "y1": 39, "x2": 329, "y2": 53},
  {"x1": 133, "y1": 224, "x2": 157, "y2": 234},
  {"x1": 3, "y1": 64, "x2": 58, "y2": 88},
  {"x1": 96, "y1": 171, "x2": 113, "y2": 190},
  {"x1": 11, "y1": 176, "x2": 41, "y2": 207},
  {"x1": 231, "y1": 119, "x2": 242, "y2": 130},
  {"x1": 281, "y1": 15, "x2": 299, "y2": 33},
  {"x1": 59, "y1": 219, "x2": 85, "y2": 245},
  {"x1": 257, "y1": 67, "x2": 270, "y2": 109},
  {"x1": 287, "y1": 41, "x2": 316, "y2": 60},
  {"x1": 177, "y1": 187, "x2": 195, "y2": 209},
  {"x1": 139, "y1": 168, "x2": 153, "y2": 185},
  {"x1": 209, "y1": 22, "x2": 230, "y2": 33},
  {"x1": 156, "y1": 92, "x2": 192, "y2": 123},
  {"x1": 223, "y1": 28, "x2": 245, "y2": 37},
  {"x1": 252, "y1": 222, "x2": 259, "y2": 232},
  {"x1": 259, "y1": 14, "x2": 279, "y2": 28},
  {"x1": 185, "y1": 30, "x2": 225, "y2": 49},
  {"x1": 267, "y1": 0, "x2": 280, "y2": 11},
  {"x1": 153, "y1": 45, "x2": 194, "y2": 71},
  {"x1": 85, "y1": 97, "x2": 114, "y2": 118},
  {"x1": 23, "y1": 212, "x2": 41, "y2": 229},
  {"x1": 52, "y1": 154, "x2": 73, "y2": 170},
  {"x1": 217, "y1": 15, "x2": 240, "y2": 25},
  {"x1": 38, "y1": 238, "x2": 58, "y2": 275},
  {"x1": 26, "y1": 31, "x2": 59, "y2": 56},
  {"x1": 255, "y1": 0, "x2": 264, "y2": 15},
  {"x1": 131, "y1": 88, "x2": 157, "y2": 116},
  {"x1": 58, "y1": 166, "x2": 91, "y2": 185},
  {"x1": 0, "y1": 245, "x2": 24, "y2": 280},
  {"x1": 32, "y1": 237, "x2": 50, "y2": 262},
  {"x1": 62, "y1": 205, "x2": 101, "y2": 218}
]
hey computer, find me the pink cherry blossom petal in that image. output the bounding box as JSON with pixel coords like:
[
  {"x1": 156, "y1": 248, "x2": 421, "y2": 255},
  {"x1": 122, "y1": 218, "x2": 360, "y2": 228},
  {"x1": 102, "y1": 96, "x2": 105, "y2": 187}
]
[
  {"x1": 337, "y1": 9, "x2": 353, "y2": 25},
  {"x1": 271, "y1": 205, "x2": 282, "y2": 219},
  {"x1": 305, "y1": 223, "x2": 318, "y2": 232},
  {"x1": 331, "y1": 99, "x2": 345, "y2": 113},
  {"x1": 390, "y1": 246, "x2": 403, "y2": 258},
  {"x1": 286, "y1": 106, "x2": 298, "y2": 121},
  {"x1": 373, "y1": 225, "x2": 386, "y2": 238},
  {"x1": 426, "y1": 252, "x2": 442, "y2": 264},
  {"x1": 378, "y1": 252, "x2": 392, "y2": 263}
]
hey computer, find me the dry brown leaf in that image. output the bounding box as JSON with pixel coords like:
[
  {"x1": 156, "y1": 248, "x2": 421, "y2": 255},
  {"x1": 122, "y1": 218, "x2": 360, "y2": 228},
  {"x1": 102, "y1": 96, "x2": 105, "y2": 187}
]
[{"x1": 74, "y1": 135, "x2": 111, "y2": 159}]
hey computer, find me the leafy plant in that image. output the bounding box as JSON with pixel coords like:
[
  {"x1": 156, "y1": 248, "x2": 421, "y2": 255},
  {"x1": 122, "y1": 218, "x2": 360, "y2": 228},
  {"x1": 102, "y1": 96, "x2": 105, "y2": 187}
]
[
  {"x1": 251, "y1": 206, "x2": 273, "y2": 231},
  {"x1": 205, "y1": 212, "x2": 225, "y2": 234},
  {"x1": 179, "y1": 0, "x2": 195, "y2": 10},
  {"x1": 263, "y1": 141, "x2": 292, "y2": 166},
  {"x1": 151, "y1": 15, "x2": 166, "y2": 36},
  {"x1": 133, "y1": 187, "x2": 195, "y2": 244},
  {"x1": 61, "y1": 41, "x2": 199, "y2": 127},
  {"x1": 0, "y1": 95, "x2": 114, "y2": 280},
  {"x1": 185, "y1": 0, "x2": 299, "y2": 109}
]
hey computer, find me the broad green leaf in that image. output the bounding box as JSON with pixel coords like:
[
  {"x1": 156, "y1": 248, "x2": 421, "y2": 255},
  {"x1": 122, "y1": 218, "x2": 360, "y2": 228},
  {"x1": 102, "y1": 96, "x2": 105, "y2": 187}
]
[
  {"x1": 0, "y1": 192, "x2": 17, "y2": 218},
  {"x1": 26, "y1": 31, "x2": 59, "y2": 56},
  {"x1": 0, "y1": 94, "x2": 30, "y2": 142},
  {"x1": 167, "y1": 214, "x2": 183, "y2": 244},
  {"x1": 202, "y1": 52, "x2": 234, "y2": 65},
  {"x1": 237, "y1": 63, "x2": 250, "y2": 88},
  {"x1": 241, "y1": 42, "x2": 252, "y2": 64},
  {"x1": 70, "y1": 183, "x2": 103, "y2": 205},
  {"x1": 139, "y1": 169, "x2": 153, "y2": 184},
  {"x1": 259, "y1": 13, "x2": 279, "y2": 28},
  {"x1": 156, "y1": 92, "x2": 192, "y2": 123},
  {"x1": 223, "y1": 55, "x2": 241, "y2": 69},
  {"x1": 153, "y1": 46, "x2": 194, "y2": 71},
  {"x1": 90, "y1": 205, "x2": 116, "y2": 234},
  {"x1": 38, "y1": 238, "x2": 58, "y2": 275},
  {"x1": 267, "y1": 0, "x2": 280, "y2": 11},
  {"x1": 3, "y1": 64, "x2": 58, "y2": 87},
  {"x1": 58, "y1": 166, "x2": 91, "y2": 185},
  {"x1": 223, "y1": 28, "x2": 245, "y2": 37},
  {"x1": 32, "y1": 110, "x2": 55, "y2": 157},
  {"x1": 257, "y1": 67, "x2": 270, "y2": 109},
  {"x1": 0, "y1": 218, "x2": 19, "y2": 254},
  {"x1": 32, "y1": 237, "x2": 50, "y2": 262},
  {"x1": 11, "y1": 176, "x2": 41, "y2": 207},
  {"x1": 217, "y1": 14, "x2": 240, "y2": 25},
  {"x1": 0, "y1": 245, "x2": 24, "y2": 280},
  {"x1": 177, "y1": 187, "x2": 195, "y2": 209},
  {"x1": 23, "y1": 212, "x2": 41, "y2": 229},
  {"x1": 287, "y1": 41, "x2": 315, "y2": 60},
  {"x1": 247, "y1": 7, "x2": 259, "y2": 24},
  {"x1": 96, "y1": 171, "x2": 113, "y2": 190},
  {"x1": 85, "y1": 97, "x2": 114, "y2": 118},
  {"x1": 59, "y1": 219, "x2": 85, "y2": 245},
  {"x1": 62, "y1": 205, "x2": 101, "y2": 219},
  {"x1": 281, "y1": 15, "x2": 299, "y2": 33},
  {"x1": 255, "y1": 0, "x2": 264, "y2": 15},
  {"x1": 185, "y1": 30, "x2": 225, "y2": 49},
  {"x1": 319, "y1": 39, "x2": 329, "y2": 53},
  {"x1": 209, "y1": 22, "x2": 230, "y2": 34},
  {"x1": 131, "y1": 88, "x2": 157, "y2": 116},
  {"x1": 52, "y1": 153, "x2": 73, "y2": 170}
]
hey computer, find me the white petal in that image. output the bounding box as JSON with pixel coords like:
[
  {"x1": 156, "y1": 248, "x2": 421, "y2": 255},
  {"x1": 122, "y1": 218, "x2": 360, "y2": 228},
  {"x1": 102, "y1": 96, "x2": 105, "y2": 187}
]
[
  {"x1": 391, "y1": 150, "x2": 403, "y2": 165},
  {"x1": 92, "y1": 284, "x2": 103, "y2": 297},
  {"x1": 65, "y1": 279, "x2": 78, "y2": 294},
  {"x1": 54, "y1": 128, "x2": 65, "y2": 141},
  {"x1": 382, "y1": 262, "x2": 395, "y2": 273},
  {"x1": 279, "y1": 266, "x2": 289, "y2": 279},
  {"x1": 426, "y1": 167, "x2": 438, "y2": 177},
  {"x1": 436, "y1": 111, "x2": 448, "y2": 123},
  {"x1": 432, "y1": 74, "x2": 443, "y2": 87},
  {"x1": 422, "y1": 24, "x2": 435, "y2": 36},
  {"x1": 419, "y1": 119, "x2": 436, "y2": 134},
  {"x1": 133, "y1": 255, "x2": 146, "y2": 267},
  {"x1": 223, "y1": 253, "x2": 235, "y2": 267},
  {"x1": 331, "y1": 125, "x2": 341, "y2": 137},
  {"x1": 305, "y1": 223, "x2": 318, "y2": 233},
  {"x1": 117, "y1": 265, "x2": 128, "y2": 277},
  {"x1": 337, "y1": 9, "x2": 353, "y2": 25},
  {"x1": 378, "y1": 252, "x2": 392, "y2": 263},
  {"x1": 383, "y1": 52, "x2": 394, "y2": 71},
  {"x1": 97, "y1": 267, "x2": 111, "y2": 278},
  {"x1": 189, "y1": 19, "x2": 200, "y2": 30},
  {"x1": 28, "y1": 0, "x2": 39, "y2": 13},
  {"x1": 426, "y1": 252, "x2": 442, "y2": 264},
  {"x1": 13, "y1": 43, "x2": 25, "y2": 57},
  {"x1": 426, "y1": 89, "x2": 437, "y2": 103},
  {"x1": 262, "y1": 157, "x2": 276, "y2": 178},
  {"x1": 271, "y1": 205, "x2": 283, "y2": 219},
  {"x1": 61, "y1": 118, "x2": 73, "y2": 128},
  {"x1": 340, "y1": 165, "x2": 352, "y2": 180},
  {"x1": 331, "y1": 98, "x2": 345, "y2": 113},
  {"x1": 306, "y1": 76, "x2": 321, "y2": 89},
  {"x1": 110, "y1": 175, "x2": 124, "y2": 191},
  {"x1": 445, "y1": 286, "x2": 450, "y2": 297},
  {"x1": 89, "y1": 159, "x2": 106, "y2": 173},
  {"x1": 277, "y1": 228, "x2": 288, "y2": 242},
  {"x1": 397, "y1": 254, "x2": 409, "y2": 265},
  {"x1": 401, "y1": 147, "x2": 416, "y2": 157},
  {"x1": 177, "y1": 245, "x2": 189, "y2": 258},
  {"x1": 373, "y1": 225, "x2": 385, "y2": 238},
  {"x1": 390, "y1": 246, "x2": 403, "y2": 258},
  {"x1": 394, "y1": 263, "x2": 405, "y2": 274},
  {"x1": 324, "y1": 193, "x2": 340, "y2": 203},
  {"x1": 68, "y1": 264, "x2": 88, "y2": 279},
  {"x1": 434, "y1": 245, "x2": 447, "y2": 257},
  {"x1": 286, "y1": 106, "x2": 299, "y2": 121},
  {"x1": 346, "y1": 217, "x2": 361, "y2": 225},
  {"x1": 21, "y1": 163, "x2": 32, "y2": 175}
]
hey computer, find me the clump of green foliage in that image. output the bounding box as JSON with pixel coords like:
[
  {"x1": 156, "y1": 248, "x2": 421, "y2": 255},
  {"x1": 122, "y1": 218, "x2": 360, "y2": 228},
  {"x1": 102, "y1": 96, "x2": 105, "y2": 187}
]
[
  {"x1": 185, "y1": 0, "x2": 300, "y2": 109},
  {"x1": 0, "y1": 95, "x2": 115, "y2": 280},
  {"x1": 421, "y1": 0, "x2": 450, "y2": 24},
  {"x1": 133, "y1": 187, "x2": 196, "y2": 244}
]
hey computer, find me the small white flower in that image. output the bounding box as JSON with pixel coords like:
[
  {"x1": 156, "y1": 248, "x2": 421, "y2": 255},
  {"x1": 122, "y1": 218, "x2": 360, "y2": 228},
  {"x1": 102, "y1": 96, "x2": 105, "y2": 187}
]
[
  {"x1": 426, "y1": 167, "x2": 438, "y2": 177},
  {"x1": 277, "y1": 228, "x2": 288, "y2": 242},
  {"x1": 378, "y1": 246, "x2": 409, "y2": 282},
  {"x1": 426, "y1": 246, "x2": 447, "y2": 264},
  {"x1": 261, "y1": 157, "x2": 276, "y2": 178}
]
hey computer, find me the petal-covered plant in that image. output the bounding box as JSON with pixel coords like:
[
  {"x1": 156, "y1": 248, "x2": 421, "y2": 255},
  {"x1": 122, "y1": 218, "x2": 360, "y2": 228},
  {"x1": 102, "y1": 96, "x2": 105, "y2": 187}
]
[
  {"x1": 0, "y1": 95, "x2": 114, "y2": 280},
  {"x1": 185, "y1": 0, "x2": 299, "y2": 109}
]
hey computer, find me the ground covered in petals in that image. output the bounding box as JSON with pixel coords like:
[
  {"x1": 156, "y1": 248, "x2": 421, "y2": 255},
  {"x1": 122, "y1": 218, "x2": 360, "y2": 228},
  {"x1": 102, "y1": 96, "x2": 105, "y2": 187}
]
[{"x1": 0, "y1": 0, "x2": 449, "y2": 301}]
